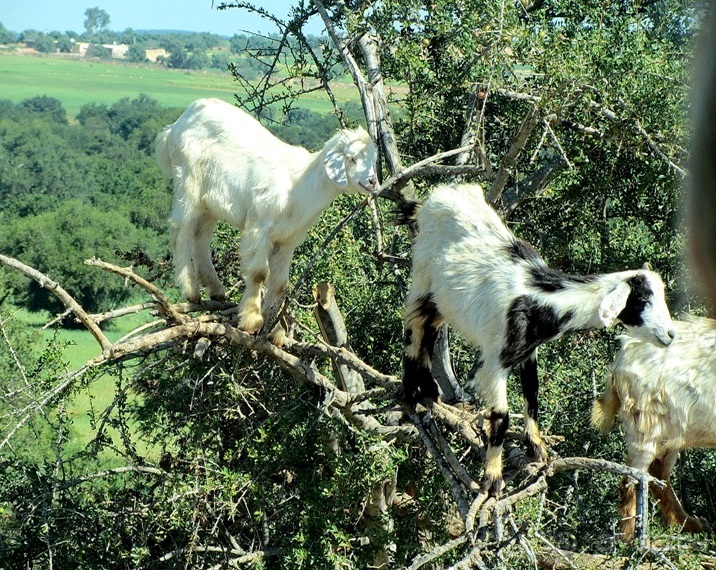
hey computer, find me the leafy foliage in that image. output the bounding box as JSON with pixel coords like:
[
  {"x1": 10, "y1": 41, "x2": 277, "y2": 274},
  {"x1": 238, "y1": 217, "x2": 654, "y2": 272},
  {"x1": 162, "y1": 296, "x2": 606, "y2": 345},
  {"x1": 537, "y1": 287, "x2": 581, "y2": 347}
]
[
  {"x1": 1, "y1": 1, "x2": 714, "y2": 568},
  {"x1": 0, "y1": 97, "x2": 173, "y2": 313}
]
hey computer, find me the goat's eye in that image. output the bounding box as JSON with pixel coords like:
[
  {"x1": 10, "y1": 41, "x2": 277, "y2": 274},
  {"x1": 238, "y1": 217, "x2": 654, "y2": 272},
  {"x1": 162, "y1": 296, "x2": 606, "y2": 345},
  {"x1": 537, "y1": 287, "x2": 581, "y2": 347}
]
[{"x1": 348, "y1": 156, "x2": 357, "y2": 164}]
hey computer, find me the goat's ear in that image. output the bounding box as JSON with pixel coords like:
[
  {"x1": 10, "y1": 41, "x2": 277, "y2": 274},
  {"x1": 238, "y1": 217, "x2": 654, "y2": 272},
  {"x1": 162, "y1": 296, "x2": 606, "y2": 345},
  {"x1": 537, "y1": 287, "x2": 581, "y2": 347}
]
[
  {"x1": 598, "y1": 281, "x2": 631, "y2": 327},
  {"x1": 324, "y1": 144, "x2": 348, "y2": 187},
  {"x1": 642, "y1": 262, "x2": 653, "y2": 271}
]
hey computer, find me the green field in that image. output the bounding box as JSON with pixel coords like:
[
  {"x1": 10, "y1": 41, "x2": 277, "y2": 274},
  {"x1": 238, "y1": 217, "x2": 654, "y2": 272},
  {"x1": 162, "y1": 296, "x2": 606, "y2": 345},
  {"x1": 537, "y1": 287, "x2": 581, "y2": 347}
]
[{"x1": 0, "y1": 52, "x2": 360, "y2": 117}]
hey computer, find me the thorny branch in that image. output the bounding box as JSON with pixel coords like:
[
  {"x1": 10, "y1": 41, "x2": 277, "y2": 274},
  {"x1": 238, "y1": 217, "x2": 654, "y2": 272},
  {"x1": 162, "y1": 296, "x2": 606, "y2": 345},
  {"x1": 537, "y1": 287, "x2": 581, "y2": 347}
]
[{"x1": 0, "y1": 254, "x2": 673, "y2": 568}]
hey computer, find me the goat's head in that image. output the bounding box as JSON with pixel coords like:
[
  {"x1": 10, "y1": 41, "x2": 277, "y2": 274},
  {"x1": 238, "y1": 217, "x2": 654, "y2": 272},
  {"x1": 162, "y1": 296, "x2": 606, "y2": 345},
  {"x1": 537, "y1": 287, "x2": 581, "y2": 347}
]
[
  {"x1": 323, "y1": 127, "x2": 379, "y2": 195},
  {"x1": 599, "y1": 270, "x2": 676, "y2": 346}
]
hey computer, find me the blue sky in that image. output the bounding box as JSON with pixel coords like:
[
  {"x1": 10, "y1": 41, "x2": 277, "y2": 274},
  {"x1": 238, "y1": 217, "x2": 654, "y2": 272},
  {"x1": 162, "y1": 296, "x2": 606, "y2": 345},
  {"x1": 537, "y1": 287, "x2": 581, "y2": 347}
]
[{"x1": 2, "y1": 1, "x2": 324, "y2": 37}]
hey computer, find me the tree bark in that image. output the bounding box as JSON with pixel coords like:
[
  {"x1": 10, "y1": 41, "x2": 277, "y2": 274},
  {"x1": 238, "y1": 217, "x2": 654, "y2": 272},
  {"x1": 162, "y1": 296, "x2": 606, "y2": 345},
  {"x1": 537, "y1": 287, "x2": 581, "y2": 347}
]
[{"x1": 312, "y1": 282, "x2": 396, "y2": 569}]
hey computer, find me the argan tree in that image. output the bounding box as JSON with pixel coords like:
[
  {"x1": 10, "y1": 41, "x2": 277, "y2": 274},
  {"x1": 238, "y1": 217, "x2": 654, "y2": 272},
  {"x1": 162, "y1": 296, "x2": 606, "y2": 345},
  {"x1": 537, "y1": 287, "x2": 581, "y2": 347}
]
[{"x1": 1, "y1": 1, "x2": 712, "y2": 568}]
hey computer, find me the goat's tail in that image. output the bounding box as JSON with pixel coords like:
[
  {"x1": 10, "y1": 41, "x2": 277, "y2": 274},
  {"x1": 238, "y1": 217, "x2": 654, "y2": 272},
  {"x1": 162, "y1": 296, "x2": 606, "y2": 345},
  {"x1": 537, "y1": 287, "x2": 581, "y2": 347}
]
[
  {"x1": 393, "y1": 199, "x2": 422, "y2": 233},
  {"x1": 154, "y1": 127, "x2": 173, "y2": 176},
  {"x1": 591, "y1": 379, "x2": 621, "y2": 435}
]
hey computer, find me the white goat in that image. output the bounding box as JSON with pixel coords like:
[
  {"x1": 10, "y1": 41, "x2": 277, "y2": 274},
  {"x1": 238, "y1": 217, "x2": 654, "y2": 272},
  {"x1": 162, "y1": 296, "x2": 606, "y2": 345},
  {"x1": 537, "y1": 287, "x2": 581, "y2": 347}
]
[
  {"x1": 156, "y1": 98, "x2": 379, "y2": 342},
  {"x1": 592, "y1": 316, "x2": 716, "y2": 539},
  {"x1": 402, "y1": 183, "x2": 675, "y2": 496}
]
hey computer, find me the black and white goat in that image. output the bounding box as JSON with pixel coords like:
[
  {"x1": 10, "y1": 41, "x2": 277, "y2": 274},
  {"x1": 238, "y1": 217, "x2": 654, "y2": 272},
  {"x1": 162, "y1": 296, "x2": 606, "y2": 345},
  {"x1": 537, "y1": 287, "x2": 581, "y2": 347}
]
[
  {"x1": 402, "y1": 183, "x2": 675, "y2": 496},
  {"x1": 156, "y1": 98, "x2": 379, "y2": 343},
  {"x1": 593, "y1": 316, "x2": 716, "y2": 539}
]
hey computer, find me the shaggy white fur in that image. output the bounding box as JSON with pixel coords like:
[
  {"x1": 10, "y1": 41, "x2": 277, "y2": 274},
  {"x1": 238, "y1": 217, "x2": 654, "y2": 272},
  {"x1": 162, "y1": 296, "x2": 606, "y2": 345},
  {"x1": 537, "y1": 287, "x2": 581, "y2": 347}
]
[{"x1": 156, "y1": 98, "x2": 379, "y2": 340}]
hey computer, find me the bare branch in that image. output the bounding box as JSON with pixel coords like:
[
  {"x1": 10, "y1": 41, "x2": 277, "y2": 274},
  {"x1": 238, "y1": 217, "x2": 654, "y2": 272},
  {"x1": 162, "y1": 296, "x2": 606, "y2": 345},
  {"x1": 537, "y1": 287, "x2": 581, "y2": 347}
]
[
  {"x1": 0, "y1": 365, "x2": 92, "y2": 451},
  {"x1": 411, "y1": 410, "x2": 470, "y2": 519},
  {"x1": 408, "y1": 535, "x2": 469, "y2": 570},
  {"x1": 498, "y1": 156, "x2": 568, "y2": 217},
  {"x1": 487, "y1": 105, "x2": 542, "y2": 205},
  {"x1": 633, "y1": 118, "x2": 686, "y2": 178},
  {"x1": 57, "y1": 465, "x2": 165, "y2": 490},
  {"x1": 0, "y1": 253, "x2": 111, "y2": 351},
  {"x1": 88, "y1": 302, "x2": 157, "y2": 324},
  {"x1": 84, "y1": 258, "x2": 188, "y2": 325}
]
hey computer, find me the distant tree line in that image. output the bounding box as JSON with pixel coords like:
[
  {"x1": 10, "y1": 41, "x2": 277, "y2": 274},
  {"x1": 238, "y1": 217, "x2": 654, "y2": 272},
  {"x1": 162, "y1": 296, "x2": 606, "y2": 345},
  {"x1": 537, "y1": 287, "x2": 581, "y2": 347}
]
[{"x1": 0, "y1": 9, "x2": 325, "y2": 73}]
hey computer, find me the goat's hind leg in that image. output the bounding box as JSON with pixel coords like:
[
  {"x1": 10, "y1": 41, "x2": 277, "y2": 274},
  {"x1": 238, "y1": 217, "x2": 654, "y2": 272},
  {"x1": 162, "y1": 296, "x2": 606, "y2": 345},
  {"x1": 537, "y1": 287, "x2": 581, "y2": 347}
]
[
  {"x1": 194, "y1": 215, "x2": 225, "y2": 302},
  {"x1": 520, "y1": 350, "x2": 548, "y2": 464},
  {"x1": 171, "y1": 217, "x2": 202, "y2": 303},
  {"x1": 402, "y1": 292, "x2": 443, "y2": 405},
  {"x1": 649, "y1": 451, "x2": 704, "y2": 533}
]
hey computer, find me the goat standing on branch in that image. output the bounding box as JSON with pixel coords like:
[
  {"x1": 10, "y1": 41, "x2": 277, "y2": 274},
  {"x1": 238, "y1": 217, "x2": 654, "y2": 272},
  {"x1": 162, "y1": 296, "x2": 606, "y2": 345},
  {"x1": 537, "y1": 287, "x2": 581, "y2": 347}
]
[
  {"x1": 156, "y1": 98, "x2": 379, "y2": 343},
  {"x1": 401, "y1": 183, "x2": 675, "y2": 496},
  {"x1": 593, "y1": 316, "x2": 716, "y2": 540}
]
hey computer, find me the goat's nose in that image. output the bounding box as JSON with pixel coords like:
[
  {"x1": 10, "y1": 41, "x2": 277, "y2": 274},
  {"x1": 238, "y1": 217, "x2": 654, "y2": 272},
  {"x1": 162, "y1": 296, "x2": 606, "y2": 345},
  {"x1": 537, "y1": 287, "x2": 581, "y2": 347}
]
[{"x1": 668, "y1": 329, "x2": 676, "y2": 341}]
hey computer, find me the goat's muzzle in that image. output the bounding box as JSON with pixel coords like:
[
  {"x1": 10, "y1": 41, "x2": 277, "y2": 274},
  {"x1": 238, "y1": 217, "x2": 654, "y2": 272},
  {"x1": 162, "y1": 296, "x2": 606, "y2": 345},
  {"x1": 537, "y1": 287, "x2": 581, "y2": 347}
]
[
  {"x1": 361, "y1": 176, "x2": 380, "y2": 195},
  {"x1": 660, "y1": 328, "x2": 676, "y2": 346}
]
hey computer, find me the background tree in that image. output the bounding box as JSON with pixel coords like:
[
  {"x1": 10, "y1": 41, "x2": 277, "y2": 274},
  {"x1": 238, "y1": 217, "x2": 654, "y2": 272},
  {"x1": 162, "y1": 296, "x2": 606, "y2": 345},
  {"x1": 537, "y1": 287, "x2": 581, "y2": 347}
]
[
  {"x1": 55, "y1": 35, "x2": 73, "y2": 53},
  {"x1": 126, "y1": 43, "x2": 147, "y2": 62},
  {"x1": 0, "y1": 22, "x2": 17, "y2": 44},
  {"x1": 0, "y1": 96, "x2": 173, "y2": 314},
  {"x1": 83, "y1": 7, "x2": 110, "y2": 37},
  {"x1": 29, "y1": 34, "x2": 55, "y2": 53}
]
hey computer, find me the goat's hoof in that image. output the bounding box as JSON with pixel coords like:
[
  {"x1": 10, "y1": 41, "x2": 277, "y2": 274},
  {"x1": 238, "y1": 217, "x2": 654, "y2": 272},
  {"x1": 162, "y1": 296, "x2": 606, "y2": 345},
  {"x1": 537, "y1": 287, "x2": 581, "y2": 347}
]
[
  {"x1": 682, "y1": 516, "x2": 705, "y2": 533},
  {"x1": 402, "y1": 392, "x2": 438, "y2": 410},
  {"x1": 267, "y1": 325, "x2": 286, "y2": 347},
  {"x1": 403, "y1": 380, "x2": 440, "y2": 407},
  {"x1": 481, "y1": 474, "x2": 504, "y2": 498},
  {"x1": 238, "y1": 312, "x2": 264, "y2": 334},
  {"x1": 185, "y1": 293, "x2": 202, "y2": 304},
  {"x1": 526, "y1": 441, "x2": 548, "y2": 465}
]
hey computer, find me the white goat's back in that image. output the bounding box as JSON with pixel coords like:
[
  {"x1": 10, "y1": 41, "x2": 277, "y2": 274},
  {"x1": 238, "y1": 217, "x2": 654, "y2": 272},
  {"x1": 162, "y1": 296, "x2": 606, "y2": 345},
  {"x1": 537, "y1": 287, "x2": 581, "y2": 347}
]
[
  {"x1": 158, "y1": 98, "x2": 311, "y2": 229},
  {"x1": 415, "y1": 183, "x2": 514, "y2": 254},
  {"x1": 168, "y1": 98, "x2": 303, "y2": 158}
]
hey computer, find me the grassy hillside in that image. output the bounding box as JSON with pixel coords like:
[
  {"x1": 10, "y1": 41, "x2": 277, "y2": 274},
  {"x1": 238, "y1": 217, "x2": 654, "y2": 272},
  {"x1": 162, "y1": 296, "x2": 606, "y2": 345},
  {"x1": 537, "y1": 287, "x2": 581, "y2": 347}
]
[{"x1": 0, "y1": 53, "x2": 360, "y2": 117}]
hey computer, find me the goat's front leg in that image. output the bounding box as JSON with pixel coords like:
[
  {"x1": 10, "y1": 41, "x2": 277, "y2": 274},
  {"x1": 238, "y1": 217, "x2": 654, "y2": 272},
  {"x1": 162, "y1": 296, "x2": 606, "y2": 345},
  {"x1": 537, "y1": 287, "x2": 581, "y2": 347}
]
[
  {"x1": 237, "y1": 231, "x2": 270, "y2": 334},
  {"x1": 519, "y1": 350, "x2": 548, "y2": 464},
  {"x1": 260, "y1": 243, "x2": 295, "y2": 346},
  {"x1": 649, "y1": 451, "x2": 704, "y2": 533}
]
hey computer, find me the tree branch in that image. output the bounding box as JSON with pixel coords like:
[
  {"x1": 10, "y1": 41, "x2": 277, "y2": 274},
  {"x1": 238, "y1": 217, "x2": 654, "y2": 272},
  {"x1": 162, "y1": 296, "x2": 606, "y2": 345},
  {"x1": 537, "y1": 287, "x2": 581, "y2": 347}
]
[
  {"x1": 0, "y1": 253, "x2": 111, "y2": 351},
  {"x1": 487, "y1": 105, "x2": 542, "y2": 205}
]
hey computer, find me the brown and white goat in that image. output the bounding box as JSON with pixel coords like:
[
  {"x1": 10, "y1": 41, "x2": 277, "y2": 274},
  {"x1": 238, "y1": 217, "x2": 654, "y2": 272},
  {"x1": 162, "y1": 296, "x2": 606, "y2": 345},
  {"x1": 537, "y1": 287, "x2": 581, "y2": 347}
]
[{"x1": 593, "y1": 316, "x2": 716, "y2": 539}]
